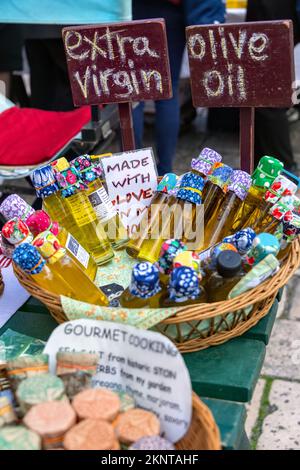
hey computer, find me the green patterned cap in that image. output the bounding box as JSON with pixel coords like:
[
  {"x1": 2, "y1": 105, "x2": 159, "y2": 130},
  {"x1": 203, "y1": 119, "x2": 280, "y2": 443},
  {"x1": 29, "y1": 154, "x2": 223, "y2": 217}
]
[{"x1": 252, "y1": 156, "x2": 284, "y2": 189}]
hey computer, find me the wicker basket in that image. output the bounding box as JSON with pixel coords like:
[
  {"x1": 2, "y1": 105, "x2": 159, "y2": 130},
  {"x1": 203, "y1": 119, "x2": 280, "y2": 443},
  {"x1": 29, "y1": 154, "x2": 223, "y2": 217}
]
[
  {"x1": 13, "y1": 238, "x2": 300, "y2": 353},
  {"x1": 176, "y1": 393, "x2": 221, "y2": 450}
]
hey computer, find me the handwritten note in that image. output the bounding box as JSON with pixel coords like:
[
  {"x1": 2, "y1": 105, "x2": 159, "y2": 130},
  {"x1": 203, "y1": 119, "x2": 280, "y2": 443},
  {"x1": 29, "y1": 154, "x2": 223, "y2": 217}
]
[
  {"x1": 44, "y1": 319, "x2": 192, "y2": 443},
  {"x1": 62, "y1": 20, "x2": 172, "y2": 106},
  {"x1": 101, "y1": 148, "x2": 157, "y2": 234},
  {"x1": 186, "y1": 21, "x2": 294, "y2": 107}
]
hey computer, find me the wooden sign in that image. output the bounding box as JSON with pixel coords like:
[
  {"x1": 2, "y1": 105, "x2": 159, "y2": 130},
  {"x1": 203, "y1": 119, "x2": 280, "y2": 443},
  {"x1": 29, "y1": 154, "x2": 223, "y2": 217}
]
[
  {"x1": 62, "y1": 20, "x2": 172, "y2": 106},
  {"x1": 186, "y1": 21, "x2": 294, "y2": 172},
  {"x1": 186, "y1": 21, "x2": 294, "y2": 108}
]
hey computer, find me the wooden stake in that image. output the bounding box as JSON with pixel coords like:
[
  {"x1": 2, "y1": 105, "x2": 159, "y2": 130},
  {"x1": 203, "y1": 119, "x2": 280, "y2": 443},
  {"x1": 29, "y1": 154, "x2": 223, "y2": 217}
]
[
  {"x1": 240, "y1": 107, "x2": 255, "y2": 174},
  {"x1": 118, "y1": 102, "x2": 136, "y2": 152}
]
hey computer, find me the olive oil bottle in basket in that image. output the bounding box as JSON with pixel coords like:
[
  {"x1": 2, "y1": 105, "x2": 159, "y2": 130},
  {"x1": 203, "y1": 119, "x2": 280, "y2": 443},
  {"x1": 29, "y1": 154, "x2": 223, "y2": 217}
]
[
  {"x1": 202, "y1": 163, "x2": 234, "y2": 225},
  {"x1": 71, "y1": 155, "x2": 128, "y2": 249},
  {"x1": 26, "y1": 210, "x2": 98, "y2": 281},
  {"x1": 128, "y1": 174, "x2": 179, "y2": 262},
  {"x1": 13, "y1": 243, "x2": 76, "y2": 298},
  {"x1": 255, "y1": 195, "x2": 300, "y2": 234},
  {"x1": 231, "y1": 156, "x2": 284, "y2": 233},
  {"x1": 120, "y1": 262, "x2": 162, "y2": 308},
  {"x1": 206, "y1": 250, "x2": 243, "y2": 302},
  {"x1": 53, "y1": 159, "x2": 114, "y2": 266},
  {"x1": 160, "y1": 266, "x2": 207, "y2": 307},
  {"x1": 33, "y1": 231, "x2": 109, "y2": 306},
  {"x1": 203, "y1": 170, "x2": 252, "y2": 250},
  {"x1": 247, "y1": 174, "x2": 298, "y2": 232}
]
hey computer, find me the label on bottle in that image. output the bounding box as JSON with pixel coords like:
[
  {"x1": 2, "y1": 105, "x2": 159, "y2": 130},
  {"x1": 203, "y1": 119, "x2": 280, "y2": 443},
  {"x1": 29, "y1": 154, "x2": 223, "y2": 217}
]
[
  {"x1": 66, "y1": 193, "x2": 97, "y2": 227},
  {"x1": 88, "y1": 187, "x2": 117, "y2": 223},
  {"x1": 66, "y1": 233, "x2": 90, "y2": 269}
]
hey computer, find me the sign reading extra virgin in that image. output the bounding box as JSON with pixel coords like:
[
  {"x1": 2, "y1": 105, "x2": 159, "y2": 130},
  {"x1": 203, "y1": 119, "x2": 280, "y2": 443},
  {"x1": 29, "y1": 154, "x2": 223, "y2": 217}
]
[{"x1": 62, "y1": 19, "x2": 172, "y2": 106}]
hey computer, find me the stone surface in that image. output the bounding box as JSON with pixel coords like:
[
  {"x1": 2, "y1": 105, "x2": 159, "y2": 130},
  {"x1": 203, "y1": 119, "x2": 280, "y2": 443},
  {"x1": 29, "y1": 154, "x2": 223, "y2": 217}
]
[
  {"x1": 289, "y1": 281, "x2": 300, "y2": 321},
  {"x1": 245, "y1": 379, "x2": 265, "y2": 438},
  {"x1": 262, "y1": 320, "x2": 300, "y2": 379},
  {"x1": 257, "y1": 380, "x2": 300, "y2": 450},
  {"x1": 277, "y1": 288, "x2": 288, "y2": 319}
]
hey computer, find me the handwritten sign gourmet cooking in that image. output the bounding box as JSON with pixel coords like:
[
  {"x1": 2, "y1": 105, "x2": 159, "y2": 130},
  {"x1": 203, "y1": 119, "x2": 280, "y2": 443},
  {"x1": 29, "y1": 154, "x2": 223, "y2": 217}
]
[
  {"x1": 186, "y1": 20, "x2": 294, "y2": 108},
  {"x1": 62, "y1": 19, "x2": 172, "y2": 106},
  {"x1": 101, "y1": 148, "x2": 157, "y2": 234}
]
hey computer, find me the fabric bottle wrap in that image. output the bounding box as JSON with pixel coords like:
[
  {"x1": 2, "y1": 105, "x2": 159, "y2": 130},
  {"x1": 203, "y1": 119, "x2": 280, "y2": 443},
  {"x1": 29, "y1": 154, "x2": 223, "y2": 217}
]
[
  {"x1": 191, "y1": 147, "x2": 222, "y2": 177},
  {"x1": 176, "y1": 172, "x2": 205, "y2": 204},
  {"x1": 88, "y1": 186, "x2": 117, "y2": 223},
  {"x1": 172, "y1": 251, "x2": 202, "y2": 278},
  {"x1": 282, "y1": 213, "x2": 300, "y2": 243},
  {"x1": 223, "y1": 228, "x2": 256, "y2": 255},
  {"x1": 207, "y1": 163, "x2": 233, "y2": 191},
  {"x1": 71, "y1": 155, "x2": 102, "y2": 184},
  {"x1": 269, "y1": 195, "x2": 300, "y2": 222},
  {"x1": 129, "y1": 262, "x2": 161, "y2": 299},
  {"x1": 26, "y1": 210, "x2": 59, "y2": 237},
  {"x1": 2, "y1": 218, "x2": 33, "y2": 246},
  {"x1": 33, "y1": 231, "x2": 66, "y2": 265},
  {"x1": 156, "y1": 173, "x2": 179, "y2": 193},
  {"x1": 169, "y1": 266, "x2": 200, "y2": 302},
  {"x1": 251, "y1": 156, "x2": 284, "y2": 189},
  {"x1": 157, "y1": 239, "x2": 187, "y2": 274},
  {"x1": 264, "y1": 174, "x2": 298, "y2": 205},
  {"x1": 0, "y1": 195, "x2": 35, "y2": 222},
  {"x1": 13, "y1": 243, "x2": 46, "y2": 275},
  {"x1": 225, "y1": 170, "x2": 251, "y2": 200},
  {"x1": 51, "y1": 157, "x2": 70, "y2": 173},
  {"x1": 228, "y1": 254, "x2": 280, "y2": 298},
  {"x1": 31, "y1": 165, "x2": 59, "y2": 199},
  {"x1": 244, "y1": 233, "x2": 280, "y2": 267}
]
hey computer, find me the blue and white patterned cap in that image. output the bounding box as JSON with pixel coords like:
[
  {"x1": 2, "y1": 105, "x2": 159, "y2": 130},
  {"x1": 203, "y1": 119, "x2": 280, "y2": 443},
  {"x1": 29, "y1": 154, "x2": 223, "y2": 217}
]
[
  {"x1": 223, "y1": 228, "x2": 256, "y2": 255},
  {"x1": 176, "y1": 172, "x2": 205, "y2": 205},
  {"x1": 129, "y1": 262, "x2": 161, "y2": 299},
  {"x1": 31, "y1": 165, "x2": 59, "y2": 199},
  {"x1": 13, "y1": 243, "x2": 46, "y2": 275},
  {"x1": 169, "y1": 266, "x2": 201, "y2": 302}
]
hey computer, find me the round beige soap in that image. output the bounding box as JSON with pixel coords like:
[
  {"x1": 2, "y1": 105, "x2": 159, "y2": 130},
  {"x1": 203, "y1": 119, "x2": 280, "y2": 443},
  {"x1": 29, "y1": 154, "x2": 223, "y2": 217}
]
[
  {"x1": 72, "y1": 388, "x2": 120, "y2": 421},
  {"x1": 63, "y1": 419, "x2": 116, "y2": 450},
  {"x1": 0, "y1": 425, "x2": 41, "y2": 450},
  {"x1": 17, "y1": 374, "x2": 65, "y2": 413},
  {"x1": 23, "y1": 400, "x2": 76, "y2": 450},
  {"x1": 115, "y1": 408, "x2": 160, "y2": 445}
]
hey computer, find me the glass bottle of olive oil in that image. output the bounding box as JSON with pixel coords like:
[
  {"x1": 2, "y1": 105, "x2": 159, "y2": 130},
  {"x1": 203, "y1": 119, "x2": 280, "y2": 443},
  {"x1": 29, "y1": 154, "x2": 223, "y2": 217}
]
[
  {"x1": 71, "y1": 155, "x2": 128, "y2": 249},
  {"x1": 53, "y1": 161, "x2": 114, "y2": 266},
  {"x1": 13, "y1": 243, "x2": 76, "y2": 298},
  {"x1": 127, "y1": 173, "x2": 179, "y2": 261},
  {"x1": 256, "y1": 195, "x2": 300, "y2": 234},
  {"x1": 203, "y1": 170, "x2": 251, "y2": 249},
  {"x1": 202, "y1": 163, "x2": 234, "y2": 225},
  {"x1": 120, "y1": 262, "x2": 162, "y2": 308},
  {"x1": 160, "y1": 266, "x2": 207, "y2": 307},
  {"x1": 231, "y1": 156, "x2": 284, "y2": 233},
  {"x1": 33, "y1": 231, "x2": 109, "y2": 306},
  {"x1": 206, "y1": 250, "x2": 243, "y2": 302}
]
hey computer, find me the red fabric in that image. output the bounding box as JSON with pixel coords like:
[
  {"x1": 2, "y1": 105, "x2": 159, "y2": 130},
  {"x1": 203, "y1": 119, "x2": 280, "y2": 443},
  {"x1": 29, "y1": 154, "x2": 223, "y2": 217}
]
[{"x1": 0, "y1": 106, "x2": 91, "y2": 166}]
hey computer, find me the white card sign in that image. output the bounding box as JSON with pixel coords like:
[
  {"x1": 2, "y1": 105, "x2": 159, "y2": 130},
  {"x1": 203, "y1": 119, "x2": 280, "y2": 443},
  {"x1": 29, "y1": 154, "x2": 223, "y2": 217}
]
[
  {"x1": 44, "y1": 319, "x2": 192, "y2": 443},
  {"x1": 101, "y1": 148, "x2": 158, "y2": 234}
]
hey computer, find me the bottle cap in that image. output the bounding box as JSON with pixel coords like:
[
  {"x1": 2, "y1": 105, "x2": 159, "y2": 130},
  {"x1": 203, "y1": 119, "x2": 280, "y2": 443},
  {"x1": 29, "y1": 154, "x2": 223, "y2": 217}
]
[
  {"x1": 157, "y1": 239, "x2": 187, "y2": 274},
  {"x1": 51, "y1": 157, "x2": 70, "y2": 173},
  {"x1": 252, "y1": 156, "x2": 284, "y2": 188},
  {"x1": 0, "y1": 195, "x2": 35, "y2": 222},
  {"x1": 246, "y1": 233, "x2": 280, "y2": 266},
  {"x1": 207, "y1": 163, "x2": 233, "y2": 191},
  {"x1": 26, "y1": 210, "x2": 59, "y2": 237},
  {"x1": 2, "y1": 218, "x2": 33, "y2": 245},
  {"x1": 156, "y1": 173, "x2": 179, "y2": 193},
  {"x1": 206, "y1": 242, "x2": 238, "y2": 270},
  {"x1": 176, "y1": 172, "x2": 205, "y2": 204},
  {"x1": 216, "y1": 250, "x2": 242, "y2": 278},
  {"x1": 269, "y1": 195, "x2": 298, "y2": 221},
  {"x1": 71, "y1": 155, "x2": 102, "y2": 184},
  {"x1": 55, "y1": 167, "x2": 87, "y2": 198},
  {"x1": 191, "y1": 147, "x2": 222, "y2": 176},
  {"x1": 264, "y1": 174, "x2": 298, "y2": 204},
  {"x1": 169, "y1": 266, "x2": 201, "y2": 302},
  {"x1": 172, "y1": 251, "x2": 202, "y2": 279},
  {"x1": 13, "y1": 243, "x2": 46, "y2": 275},
  {"x1": 31, "y1": 165, "x2": 59, "y2": 199},
  {"x1": 226, "y1": 170, "x2": 252, "y2": 200},
  {"x1": 223, "y1": 228, "x2": 256, "y2": 255},
  {"x1": 282, "y1": 213, "x2": 300, "y2": 242},
  {"x1": 129, "y1": 262, "x2": 161, "y2": 299},
  {"x1": 33, "y1": 231, "x2": 65, "y2": 265}
]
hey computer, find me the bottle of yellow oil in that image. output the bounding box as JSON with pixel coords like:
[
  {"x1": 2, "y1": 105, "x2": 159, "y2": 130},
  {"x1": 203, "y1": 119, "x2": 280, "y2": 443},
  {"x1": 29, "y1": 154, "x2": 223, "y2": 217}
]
[
  {"x1": 206, "y1": 250, "x2": 243, "y2": 302},
  {"x1": 159, "y1": 266, "x2": 207, "y2": 307},
  {"x1": 71, "y1": 155, "x2": 128, "y2": 249},
  {"x1": 202, "y1": 163, "x2": 234, "y2": 225},
  {"x1": 33, "y1": 231, "x2": 109, "y2": 306}
]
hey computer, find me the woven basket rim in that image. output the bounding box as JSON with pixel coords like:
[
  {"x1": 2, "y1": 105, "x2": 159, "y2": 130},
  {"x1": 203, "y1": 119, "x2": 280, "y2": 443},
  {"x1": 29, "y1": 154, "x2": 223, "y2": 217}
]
[{"x1": 13, "y1": 237, "x2": 300, "y2": 323}]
